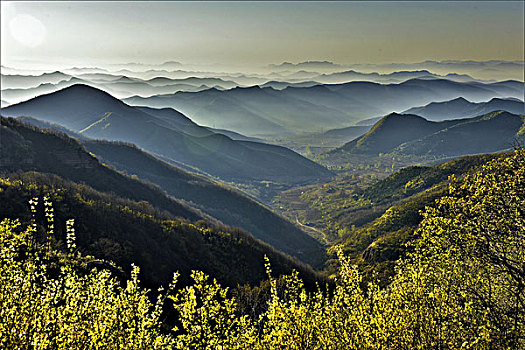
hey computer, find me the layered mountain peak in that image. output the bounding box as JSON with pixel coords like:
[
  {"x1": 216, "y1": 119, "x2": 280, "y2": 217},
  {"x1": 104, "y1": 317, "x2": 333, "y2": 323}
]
[
  {"x1": 341, "y1": 113, "x2": 441, "y2": 155},
  {"x1": 1, "y1": 84, "x2": 332, "y2": 185},
  {"x1": 370, "y1": 112, "x2": 429, "y2": 130},
  {"x1": 336, "y1": 109, "x2": 524, "y2": 157}
]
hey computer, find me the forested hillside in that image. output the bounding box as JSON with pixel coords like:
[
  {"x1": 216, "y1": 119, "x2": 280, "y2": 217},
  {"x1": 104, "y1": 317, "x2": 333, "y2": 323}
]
[
  {"x1": 276, "y1": 152, "x2": 507, "y2": 283},
  {"x1": 1, "y1": 117, "x2": 327, "y2": 266},
  {"x1": 0, "y1": 173, "x2": 321, "y2": 289},
  {"x1": 2, "y1": 149, "x2": 523, "y2": 349},
  {"x1": 336, "y1": 111, "x2": 524, "y2": 157}
]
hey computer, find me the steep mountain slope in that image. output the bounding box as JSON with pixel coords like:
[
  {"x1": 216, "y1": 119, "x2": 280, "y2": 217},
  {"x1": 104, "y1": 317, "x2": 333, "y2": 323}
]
[
  {"x1": 0, "y1": 117, "x2": 200, "y2": 222},
  {"x1": 134, "y1": 105, "x2": 213, "y2": 137},
  {"x1": 0, "y1": 117, "x2": 327, "y2": 267},
  {"x1": 82, "y1": 140, "x2": 326, "y2": 267},
  {"x1": 133, "y1": 105, "x2": 259, "y2": 141},
  {"x1": 404, "y1": 97, "x2": 525, "y2": 121},
  {"x1": 0, "y1": 172, "x2": 322, "y2": 289},
  {"x1": 337, "y1": 111, "x2": 524, "y2": 157},
  {"x1": 1, "y1": 84, "x2": 331, "y2": 185},
  {"x1": 396, "y1": 111, "x2": 525, "y2": 156},
  {"x1": 339, "y1": 113, "x2": 463, "y2": 155}
]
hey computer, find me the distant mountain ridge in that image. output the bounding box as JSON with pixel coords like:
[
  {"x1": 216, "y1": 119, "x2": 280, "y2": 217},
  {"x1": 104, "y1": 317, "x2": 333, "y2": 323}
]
[
  {"x1": 312, "y1": 70, "x2": 479, "y2": 85},
  {"x1": 123, "y1": 78, "x2": 524, "y2": 136},
  {"x1": 268, "y1": 61, "x2": 344, "y2": 71},
  {"x1": 404, "y1": 97, "x2": 524, "y2": 121}
]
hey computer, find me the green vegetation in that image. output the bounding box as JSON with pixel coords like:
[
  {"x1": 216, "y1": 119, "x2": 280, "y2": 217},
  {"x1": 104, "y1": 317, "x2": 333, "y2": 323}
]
[
  {"x1": 361, "y1": 153, "x2": 501, "y2": 204},
  {"x1": 82, "y1": 139, "x2": 326, "y2": 266},
  {"x1": 1, "y1": 116, "x2": 200, "y2": 222},
  {"x1": 1, "y1": 116, "x2": 326, "y2": 267},
  {"x1": 2, "y1": 150, "x2": 523, "y2": 348},
  {"x1": 0, "y1": 174, "x2": 321, "y2": 289},
  {"x1": 276, "y1": 152, "x2": 510, "y2": 284}
]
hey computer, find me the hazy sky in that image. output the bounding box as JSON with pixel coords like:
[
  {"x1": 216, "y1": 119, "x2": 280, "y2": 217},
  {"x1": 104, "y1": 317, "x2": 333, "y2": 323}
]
[{"x1": 1, "y1": 1, "x2": 524, "y2": 70}]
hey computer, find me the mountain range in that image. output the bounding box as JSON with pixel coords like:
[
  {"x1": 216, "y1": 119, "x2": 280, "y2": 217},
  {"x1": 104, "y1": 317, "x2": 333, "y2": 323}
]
[
  {"x1": 268, "y1": 61, "x2": 344, "y2": 72},
  {"x1": 404, "y1": 97, "x2": 524, "y2": 121},
  {"x1": 337, "y1": 60, "x2": 524, "y2": 81},
  {"x1": 1, "y1": 84, "x2": 331, "y2": 186},
  {"x1": 310, "y1": 70, "x2": 479, "y2": 85},
  {"x1": 1, "y1": 72, "x2": 240, "y2": 104},
  {"x1": 123, "y1": 79, "x2": 524, "y2": 137},
  {"x1": 1, "y1": 71, "x2": 71, "y2": 89}
]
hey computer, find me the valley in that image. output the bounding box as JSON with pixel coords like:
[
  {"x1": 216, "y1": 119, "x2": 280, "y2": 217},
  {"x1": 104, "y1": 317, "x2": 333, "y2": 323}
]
[
  {"x1": 2, "y1": 61, "x2": 524, "y2": 272},
  {"x1": 3, "y1": 0, "x2": 525, "y2": 346}
]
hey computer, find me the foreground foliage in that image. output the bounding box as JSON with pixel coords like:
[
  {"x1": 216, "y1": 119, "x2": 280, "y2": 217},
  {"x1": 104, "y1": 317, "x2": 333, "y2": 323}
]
[
  {"x1": 0, "y1": 173, "x2": 320, "y2": 289},
  {"x1": 1, "y1": 150, "x2": 524, "y2": 349}
]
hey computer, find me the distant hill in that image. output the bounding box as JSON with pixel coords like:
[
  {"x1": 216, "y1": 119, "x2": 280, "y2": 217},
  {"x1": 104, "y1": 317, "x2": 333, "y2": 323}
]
[
  {"x1": 1, "y1": 71, "x2": 72, "y2": 89},
  {"x1": 1, "y1": 84, "x2": 332, "y2": 185},
  {"x1": 404, "y1": 97, "x2": 525, "y2": 121},
  {"x1": 0, "y1": 117, "x2": 327, "y2": 268},
  {"x1": 338, "y1": 111, "x2": 524, "y2": 157},
  {"x1": 268, "y1": 61, "x2": 344, "y2": 71},
  {"x1": 396, "y1": 111, "x2": 525, "y2": 157},
  {"x1": 340, "y1": 113, "x2": 463, "y2": 155}
]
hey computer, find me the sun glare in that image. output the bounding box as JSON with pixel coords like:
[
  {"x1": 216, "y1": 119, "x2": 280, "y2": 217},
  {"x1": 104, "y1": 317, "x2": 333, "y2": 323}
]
[{"x1": 9, "y1": 14, "x2": 46, "y2": 48}]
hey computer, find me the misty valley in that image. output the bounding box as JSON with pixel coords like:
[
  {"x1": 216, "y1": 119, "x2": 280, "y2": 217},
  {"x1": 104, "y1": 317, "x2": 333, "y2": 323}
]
[{"x1": 1, "y1": 1, "x2": 525, "y2": 348}]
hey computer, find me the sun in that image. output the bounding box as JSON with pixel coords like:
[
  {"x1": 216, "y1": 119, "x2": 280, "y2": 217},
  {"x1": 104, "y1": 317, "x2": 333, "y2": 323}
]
[{"x1": 9, "y1": 14, "x2": 46, "y2": 48}]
